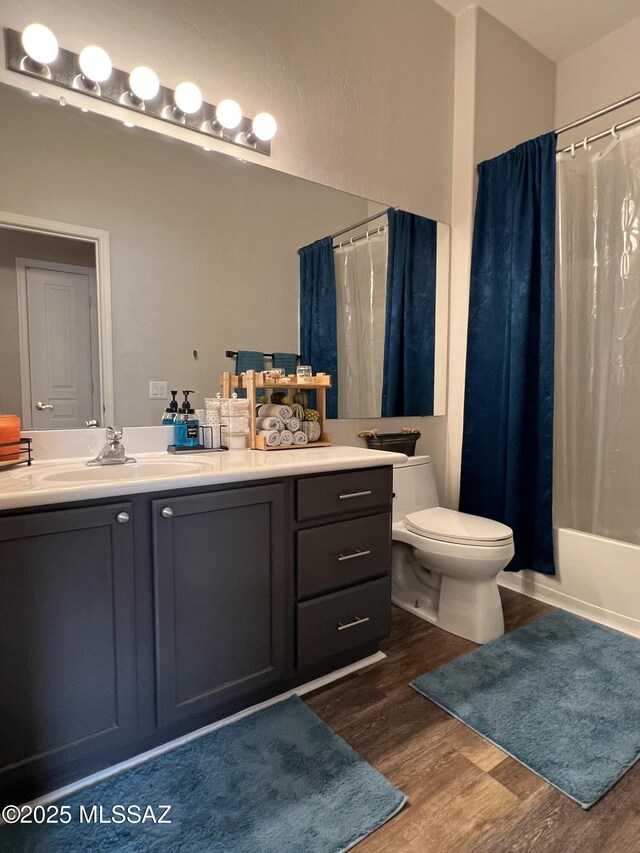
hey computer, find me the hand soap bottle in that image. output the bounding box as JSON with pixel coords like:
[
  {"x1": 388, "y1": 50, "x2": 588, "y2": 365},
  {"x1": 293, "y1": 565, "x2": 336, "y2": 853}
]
[
  {"x1": 162, "y1": 390, "x2": 179, "y2": 425},
  {"x1": 174, "y1": 391, "x2": 199, "y2": 449}
]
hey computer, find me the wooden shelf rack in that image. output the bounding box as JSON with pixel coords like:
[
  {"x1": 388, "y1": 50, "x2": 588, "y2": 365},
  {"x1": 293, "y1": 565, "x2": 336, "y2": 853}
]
[{"x1": 220, "y1": 370, "x2": 332, "y2": 450}]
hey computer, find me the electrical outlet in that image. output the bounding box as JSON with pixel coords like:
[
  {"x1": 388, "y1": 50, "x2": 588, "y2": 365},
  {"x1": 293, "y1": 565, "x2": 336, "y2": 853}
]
[{"x1": 149, "y1": 381, "x2": 168, "y2": 400}]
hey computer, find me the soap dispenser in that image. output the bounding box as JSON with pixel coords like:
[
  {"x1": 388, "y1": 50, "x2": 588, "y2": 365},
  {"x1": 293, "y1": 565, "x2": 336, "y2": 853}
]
[
  {"x1": 174, "y1": 391, "x2": 199, "y2": 448},
  {"x1": 162, "y1": 390, "x2": 179, "y2": 425}
]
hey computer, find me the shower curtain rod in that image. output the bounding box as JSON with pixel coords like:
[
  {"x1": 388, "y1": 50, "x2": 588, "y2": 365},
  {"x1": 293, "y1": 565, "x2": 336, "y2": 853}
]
[
  {"x1": 330, "y1": 207, "x2": 396, "y2": 241},
  {"x1": 555, "y1": 88, "x2": 640, "y2": 135},
  {"x1": 335, "y1": 222, "x2": 388, "y2": 248},
  {"x1": 558, "y1": 112, "x2": 640, "y2": 154}
]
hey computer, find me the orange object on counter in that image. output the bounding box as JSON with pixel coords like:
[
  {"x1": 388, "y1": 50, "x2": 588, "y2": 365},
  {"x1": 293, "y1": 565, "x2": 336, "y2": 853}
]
[{"x1": 0, "y1": 415, "x2": 21, "y2": 461}]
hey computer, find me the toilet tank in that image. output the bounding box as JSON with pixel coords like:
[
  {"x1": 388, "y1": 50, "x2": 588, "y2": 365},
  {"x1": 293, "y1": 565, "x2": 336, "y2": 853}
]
[{"x1": 392, "y1": 455, "x2": 438, "y2": 522}]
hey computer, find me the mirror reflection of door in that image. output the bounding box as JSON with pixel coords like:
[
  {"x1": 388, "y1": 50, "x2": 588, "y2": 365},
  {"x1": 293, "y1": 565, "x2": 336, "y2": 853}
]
[
  {"x1": 0, "y1": 228, "x2": 99, "y2": 429},
  {"x1": 18, "y1": 261, "x2": 99, "y2": 429}
]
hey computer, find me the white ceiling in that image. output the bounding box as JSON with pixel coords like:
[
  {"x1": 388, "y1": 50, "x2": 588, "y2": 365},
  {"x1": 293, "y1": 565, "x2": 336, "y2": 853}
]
[{"x1": 433, "y1": 0, "x2": 640, "y2": 62}]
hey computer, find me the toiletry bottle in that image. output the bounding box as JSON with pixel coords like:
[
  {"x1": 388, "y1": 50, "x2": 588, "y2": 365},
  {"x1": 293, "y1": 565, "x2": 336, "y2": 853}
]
[
  {"x1": 162, "y1": 390, "x2": 179, "y2": 425},
  {"x1": 173, "y1": 409, "x2": 186, "y2": 448},
  {"x1": 185, "y1": 395, "x2": 200, "y2": 447},
  {"x1": 174, "y1": 391, "x2": 199, "y2": 449}
]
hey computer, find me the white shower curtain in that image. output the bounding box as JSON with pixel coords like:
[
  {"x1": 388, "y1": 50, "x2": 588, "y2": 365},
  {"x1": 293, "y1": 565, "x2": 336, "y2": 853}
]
[
  {"x1": 555, "y1": 127, "x2": 640, "y2": 545},
  {"x1": 334, "y1": 232, "x2": 388, "y2": 418}
]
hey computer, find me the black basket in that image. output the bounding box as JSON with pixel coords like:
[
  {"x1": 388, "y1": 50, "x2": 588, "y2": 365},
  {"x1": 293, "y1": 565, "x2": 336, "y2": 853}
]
[
  {"x1": 0, "y1": 437, "x2": 33, "y2": 469},
  {"x1": 364, "y1": 432, "x2": 420, "y2": 456}
]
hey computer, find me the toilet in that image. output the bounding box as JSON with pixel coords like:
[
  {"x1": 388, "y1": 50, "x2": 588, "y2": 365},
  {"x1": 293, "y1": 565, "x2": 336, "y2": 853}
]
[{"x1": 392, "y1": 455, "x2": 514, "y2": 644}]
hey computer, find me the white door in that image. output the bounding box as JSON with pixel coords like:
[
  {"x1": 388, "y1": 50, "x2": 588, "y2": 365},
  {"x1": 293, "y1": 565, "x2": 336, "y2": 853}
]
[{"x1": 19, "y1": 262, "x2": 98, "y2": 429}]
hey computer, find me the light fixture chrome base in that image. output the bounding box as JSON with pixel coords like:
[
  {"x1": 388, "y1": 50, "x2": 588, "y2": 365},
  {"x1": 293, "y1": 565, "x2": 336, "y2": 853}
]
[
  {"x1": 120, "y1": 91, "x2": 146, "y2": 110},
  {"x1": 72, "y1": 74, "x2": 101, "y2": 96},
  {"x1": 161, "y1": 103, "x2": 187, "y2": 123},
  {"x1": 20, "y1": 55, "x2": 51, "y2": 79},
  {"x1": 5, "y1": 27, "x2": 271, "y2": 156}
]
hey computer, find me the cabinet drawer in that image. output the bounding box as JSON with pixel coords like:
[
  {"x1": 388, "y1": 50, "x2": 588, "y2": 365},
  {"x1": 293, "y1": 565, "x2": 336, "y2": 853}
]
[
  {"x1": 297, "y1": 513, "x2": 390, "y2": 599},
  {"x1": 297, "y1": 577, "x2": 391, "y2": 670},
  {"x1": 296, "y1": 467, "x2": 392, "y2": 521}
]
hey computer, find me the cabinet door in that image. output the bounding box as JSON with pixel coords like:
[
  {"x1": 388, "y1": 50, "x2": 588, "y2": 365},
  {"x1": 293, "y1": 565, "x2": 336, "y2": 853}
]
[
  {"x1": 0, "y1": 504, "x2": 137, "y2": 785},
  {"x1": 152, "y1": 484, "x2": 289, "y2": 727}
]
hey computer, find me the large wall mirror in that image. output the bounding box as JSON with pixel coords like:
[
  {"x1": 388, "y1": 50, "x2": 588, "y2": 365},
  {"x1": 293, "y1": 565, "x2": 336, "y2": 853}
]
[{"x1": 0, "y1": 82, "x2": 448, "y2": 429}]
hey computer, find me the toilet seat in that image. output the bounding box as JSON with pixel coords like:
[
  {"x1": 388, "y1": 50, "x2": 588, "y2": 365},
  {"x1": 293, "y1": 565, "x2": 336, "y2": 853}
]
[{"x1": 404, "y1": 507, "x2": 513, "y2": 547}]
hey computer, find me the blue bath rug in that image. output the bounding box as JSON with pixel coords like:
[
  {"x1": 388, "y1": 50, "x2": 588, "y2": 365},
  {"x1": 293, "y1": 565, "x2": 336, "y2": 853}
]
[
  {"x1": 411, "y1": 610, "x2": 640, "y2": 808},
  {"x1": 0, "y1": 696, "x2": 406, "y2": 852}
]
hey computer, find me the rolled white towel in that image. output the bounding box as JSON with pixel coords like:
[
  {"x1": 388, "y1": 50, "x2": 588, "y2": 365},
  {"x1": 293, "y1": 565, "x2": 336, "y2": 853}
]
[
  {"x1": 280, "y1": 429, "x2": 294, "y2": 446},
  {"x1": 258, "y1": 429, "x2": 281, "y2": 447},
  {"x1": 258, "y1": 404, "x2": 293, "y2": 421},
  {"x1": 292, "y1": 430, "x2": 308, "y2": 445},
  {"x1": 255, "y1": 416, "x2": 284, "y2": 431},
  {"x1": 284, "y1": 417, "x2": 300, "y2": 432}
]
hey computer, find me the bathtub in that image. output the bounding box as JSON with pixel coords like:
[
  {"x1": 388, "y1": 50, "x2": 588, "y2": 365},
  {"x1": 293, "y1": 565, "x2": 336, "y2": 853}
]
[{"x1": 498, "y1": 527, "x2": 640, "y2": 638}]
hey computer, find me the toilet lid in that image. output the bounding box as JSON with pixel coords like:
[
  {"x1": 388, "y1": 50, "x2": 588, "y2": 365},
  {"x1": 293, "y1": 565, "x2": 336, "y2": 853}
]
[{"x1": 405, "y1": 507, "x2": 513, "y2": 546}]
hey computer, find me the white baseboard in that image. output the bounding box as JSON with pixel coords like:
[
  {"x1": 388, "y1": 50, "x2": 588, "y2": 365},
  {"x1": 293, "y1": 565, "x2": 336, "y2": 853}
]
[
  {"x1": 13, "y1": 650, "x2": 387, "y2": 812},
  {"x1": 498, "y1": 573, "x2": 640, "y2": 639}
]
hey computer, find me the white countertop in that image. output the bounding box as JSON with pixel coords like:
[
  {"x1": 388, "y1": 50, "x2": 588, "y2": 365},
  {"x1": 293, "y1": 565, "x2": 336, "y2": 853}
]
[{"x1": 0, "y1": 446, "x2": 407, "y2": 511}]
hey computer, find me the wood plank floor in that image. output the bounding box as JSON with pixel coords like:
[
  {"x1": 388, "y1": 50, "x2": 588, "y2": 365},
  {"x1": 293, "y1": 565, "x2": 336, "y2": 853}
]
[{"x1": 304, "y1": 589, "x2": 640, "y2": 853}]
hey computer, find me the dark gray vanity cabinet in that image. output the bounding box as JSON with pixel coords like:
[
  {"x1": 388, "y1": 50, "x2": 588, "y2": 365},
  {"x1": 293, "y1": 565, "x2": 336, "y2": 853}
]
[
  {"x1": 294, "y1": 468, "x2": 393, "y2": 670},
  {"x1": 0, "y1": 464, "x2": 393, "y2": 804},
  {"x1": 152, "y1": 484, "x2": 289, "y2": 727},
  {"x1": 0, "y1": 504, "x2": 137, "y2": 792}
]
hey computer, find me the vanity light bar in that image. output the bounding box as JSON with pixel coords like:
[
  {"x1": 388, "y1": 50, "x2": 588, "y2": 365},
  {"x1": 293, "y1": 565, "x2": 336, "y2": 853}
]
[{"x1": 4, "y1": 27, "x2": 275, "y2": 156}]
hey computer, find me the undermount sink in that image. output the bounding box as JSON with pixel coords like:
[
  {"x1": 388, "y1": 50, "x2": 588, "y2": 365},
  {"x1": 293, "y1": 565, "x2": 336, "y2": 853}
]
[{"x1": 41, "y1": 459, "x2": 211, "y2": 484}]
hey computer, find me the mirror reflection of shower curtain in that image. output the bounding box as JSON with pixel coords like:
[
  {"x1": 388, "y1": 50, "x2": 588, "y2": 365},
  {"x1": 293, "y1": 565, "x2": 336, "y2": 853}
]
[
  {"x1": 555, "y1": 128, "x2": 640, "y2": 545},
  {"x1": 334, "y1": 232, "x2": 388, "y2": 418}
]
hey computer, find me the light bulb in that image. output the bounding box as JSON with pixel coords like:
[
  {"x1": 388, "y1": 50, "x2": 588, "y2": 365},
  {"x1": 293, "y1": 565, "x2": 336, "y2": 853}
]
[
  {"x1": 251, "y1": 112, "x2": 277, "y2": 142},
  {"x1": 129, "y1": 66, "x2": 160, "y2": 102},
  {"x1": 215, "y1": 99, "x2": 242, "y2": 130},
  {"x1": 22, "y1": 24, "x2": 58, "y2": 66},
  {"x1": 174, "y1": 82, "x2": 202, "y2": 115},
  {"x1": 79, "y1": 45, "x2": 112, "y2": 84}
]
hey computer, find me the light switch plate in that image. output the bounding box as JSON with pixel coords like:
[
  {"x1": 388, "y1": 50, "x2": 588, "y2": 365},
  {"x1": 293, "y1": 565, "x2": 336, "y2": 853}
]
[{"x1": 149, "y1": 381, "x2": 168, "y2": 399}]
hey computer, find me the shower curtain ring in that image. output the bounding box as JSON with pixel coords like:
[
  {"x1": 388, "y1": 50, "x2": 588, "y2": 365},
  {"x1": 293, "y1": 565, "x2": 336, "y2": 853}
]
[
  {"x1": 583, "y1": 136, "x2": 590, "y2": 151},
  {"x1": 570, "y1": 142, "x2": 576, "y2": 159},
  {"x1": 611, "y1": 123, "x2": 620, "y2": 140}
]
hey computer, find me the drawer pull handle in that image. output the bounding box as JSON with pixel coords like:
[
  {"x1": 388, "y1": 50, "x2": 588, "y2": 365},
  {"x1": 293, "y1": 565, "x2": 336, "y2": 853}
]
[
  {"x1": 338, "y1": 490, "x2": 372, "y2": 500},
  {"x1": 338, "y1": 548, "x2": 371, "y2": 562},
  {"x1": 161, "y1": 507, "x2": 174, "y2": 519},
  {"x1": 337, "y1": 616, "x2": 370, "y2": 632},
  {"x1": 116, "y1": 512, "x2": 130, "y2": 524}
]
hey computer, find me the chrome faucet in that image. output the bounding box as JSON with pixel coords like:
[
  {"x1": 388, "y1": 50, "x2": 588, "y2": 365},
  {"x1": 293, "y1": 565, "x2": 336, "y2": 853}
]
[{"x1": 86, "y1": 427, "x2": 136, "y2": 466}]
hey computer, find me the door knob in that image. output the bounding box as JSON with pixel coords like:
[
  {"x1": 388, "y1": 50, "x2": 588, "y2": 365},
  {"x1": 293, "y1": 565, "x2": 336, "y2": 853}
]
[
  {"x1": 161, "y1": 507, "x2": 173, "y2": 519},
  {"x1": 35, "y1": 401, "x2": 54, "y2": 411}
]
